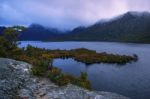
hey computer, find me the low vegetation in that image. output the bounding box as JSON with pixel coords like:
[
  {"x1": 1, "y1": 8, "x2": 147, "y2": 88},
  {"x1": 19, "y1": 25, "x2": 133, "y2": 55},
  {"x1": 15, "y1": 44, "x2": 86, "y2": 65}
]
[
  {"x1": 49, "y1": 48, "x2": 137, "y2": 65},
  {"x1": 0, "y1": 26, "x2": 138, "y2": 90}
]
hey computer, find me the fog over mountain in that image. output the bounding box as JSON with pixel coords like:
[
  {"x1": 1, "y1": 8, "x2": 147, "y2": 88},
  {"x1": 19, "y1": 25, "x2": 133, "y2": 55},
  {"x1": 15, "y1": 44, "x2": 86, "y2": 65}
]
[
  {"x1": 63, "y1": 11, "x2": 150, "y2": 43},
  {"x1": 0, "y1": 0, "x2": 150, "y2": 30},
  {"x1": 1, "y1": 11, "x2": 149, "y2": 43}
]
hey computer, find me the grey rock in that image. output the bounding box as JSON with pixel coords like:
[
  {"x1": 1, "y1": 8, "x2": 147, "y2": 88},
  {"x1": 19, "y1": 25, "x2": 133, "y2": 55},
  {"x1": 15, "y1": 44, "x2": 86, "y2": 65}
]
[
  {"x1": 0, "y1": 58, "x2": 31, "y2": 99},
  {"x1": 0, "y1": 58, "x2": 130, "y2": 99}
]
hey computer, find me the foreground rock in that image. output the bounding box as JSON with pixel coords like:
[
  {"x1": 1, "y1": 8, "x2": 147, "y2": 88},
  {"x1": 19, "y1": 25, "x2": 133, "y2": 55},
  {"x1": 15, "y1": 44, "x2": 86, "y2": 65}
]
[{"x1": 0, "y1": 58, "x2": 130, "y2": 99}]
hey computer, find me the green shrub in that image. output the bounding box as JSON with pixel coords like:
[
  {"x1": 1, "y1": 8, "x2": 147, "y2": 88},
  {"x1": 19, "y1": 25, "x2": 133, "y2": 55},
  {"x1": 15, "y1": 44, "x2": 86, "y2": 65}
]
[
  {"x1": 47, "y1": 69, "x2": 91, "y2": 89},
  {"x1": 31, "y1": 60, "x2": 48, "y2": 76}
]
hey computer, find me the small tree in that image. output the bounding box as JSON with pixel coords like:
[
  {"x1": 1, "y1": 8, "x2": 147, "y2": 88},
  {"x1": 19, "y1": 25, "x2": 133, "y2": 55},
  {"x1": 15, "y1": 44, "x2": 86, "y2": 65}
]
[
  {"x1": 3, "y1": 26, "x2": 26, "y2": 50},
  {"x1": 0, "y1": 26, "x2": 26, "y2": 57}
]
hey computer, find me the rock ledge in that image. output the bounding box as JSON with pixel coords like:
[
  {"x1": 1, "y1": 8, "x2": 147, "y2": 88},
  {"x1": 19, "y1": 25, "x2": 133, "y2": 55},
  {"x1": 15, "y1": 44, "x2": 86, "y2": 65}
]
[{"x1": 0, "y1": 58, "x2": 130, "y2": 99}]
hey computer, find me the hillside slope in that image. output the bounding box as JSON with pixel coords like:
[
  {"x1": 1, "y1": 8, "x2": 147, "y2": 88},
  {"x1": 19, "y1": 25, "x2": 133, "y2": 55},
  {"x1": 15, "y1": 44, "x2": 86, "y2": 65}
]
[
  {"x1": 19, "y1": 24, "x2": 64, "y2": 41},
  {"x1": 64, "y1": 11, "x2": 150, "y2": 43}
]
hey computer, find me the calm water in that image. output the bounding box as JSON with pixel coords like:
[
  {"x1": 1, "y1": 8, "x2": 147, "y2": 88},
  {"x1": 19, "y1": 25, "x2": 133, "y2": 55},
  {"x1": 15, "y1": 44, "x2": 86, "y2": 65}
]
[{"x1": 20, "y1": 41, "x2": 150, "y2": 99}]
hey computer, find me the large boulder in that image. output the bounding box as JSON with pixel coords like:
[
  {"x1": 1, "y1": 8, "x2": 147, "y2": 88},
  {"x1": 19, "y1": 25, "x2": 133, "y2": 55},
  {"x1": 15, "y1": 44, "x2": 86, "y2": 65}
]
[
  {"x1": 0, "y1": 58, "x2": 31, "y2": 99},
  {"x1": 0, "y1": 58, "x2": 130, "y2": 99}
]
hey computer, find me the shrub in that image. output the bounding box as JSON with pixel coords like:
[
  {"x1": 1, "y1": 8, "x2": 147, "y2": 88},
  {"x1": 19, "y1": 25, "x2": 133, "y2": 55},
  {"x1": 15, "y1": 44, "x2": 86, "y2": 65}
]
[{"x1": 31, "y1": 60, "x2": 49, "y2": 76}]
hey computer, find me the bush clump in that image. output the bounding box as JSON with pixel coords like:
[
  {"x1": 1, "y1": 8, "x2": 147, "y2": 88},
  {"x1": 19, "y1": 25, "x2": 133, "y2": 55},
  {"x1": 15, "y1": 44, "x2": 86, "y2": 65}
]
[{"x1": 47, "y1": 68, "x2": 91, "y2": 89}]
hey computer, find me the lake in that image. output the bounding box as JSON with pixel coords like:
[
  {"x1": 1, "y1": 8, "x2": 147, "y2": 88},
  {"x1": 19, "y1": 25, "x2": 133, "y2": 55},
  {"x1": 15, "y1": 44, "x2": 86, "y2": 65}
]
[{"x1": 19, "y1": 41, "x2": 150, "y2": 99}]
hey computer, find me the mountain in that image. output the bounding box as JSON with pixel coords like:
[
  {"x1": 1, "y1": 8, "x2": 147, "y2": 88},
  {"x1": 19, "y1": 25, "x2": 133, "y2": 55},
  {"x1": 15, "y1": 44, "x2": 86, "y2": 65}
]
[
  {"x1": 1, "y1": 11, "x2": 150, "y2": 43},
  {"x1": 19, "y1": 24, "x2": 65, "y2": 41},
  {"x1": 62, "y1": 11, "x2": 150, "y2": 43}
]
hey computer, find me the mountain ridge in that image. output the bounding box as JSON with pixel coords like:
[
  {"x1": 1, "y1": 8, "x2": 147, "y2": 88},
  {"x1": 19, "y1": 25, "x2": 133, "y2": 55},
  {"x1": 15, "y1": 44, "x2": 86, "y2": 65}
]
[
  {"x1": 0, "y1": 11, "x2": 150, "y2": 43},
  {"x1": 62, "y1": 11, "x2": 150, "y2": 43}
]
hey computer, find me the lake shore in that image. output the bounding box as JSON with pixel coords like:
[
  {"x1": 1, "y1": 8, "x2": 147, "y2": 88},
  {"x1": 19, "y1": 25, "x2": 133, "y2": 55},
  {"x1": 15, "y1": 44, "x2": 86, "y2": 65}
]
[
  {"x1": 0, "y1": 58, "x2": 130, "y2": 99},
  {"x1": 19, "y1": 41, "x2": 150, "y2": 99}
]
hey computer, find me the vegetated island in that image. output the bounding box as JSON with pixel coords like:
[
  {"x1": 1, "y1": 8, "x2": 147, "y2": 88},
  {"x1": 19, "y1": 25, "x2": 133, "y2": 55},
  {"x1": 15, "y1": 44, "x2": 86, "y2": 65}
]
[
  {"x1": 0, "y1": 26, "x2": 138, "y2": 90},
  {"x1": 46, "y1": 48, "x2": 138, "y2": 65}
]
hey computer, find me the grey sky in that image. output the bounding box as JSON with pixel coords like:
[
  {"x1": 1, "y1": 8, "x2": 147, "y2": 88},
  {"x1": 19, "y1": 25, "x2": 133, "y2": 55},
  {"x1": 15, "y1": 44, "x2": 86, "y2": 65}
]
[{"x1": 0, "y1": 0, "x2": 150, "y2": 30}]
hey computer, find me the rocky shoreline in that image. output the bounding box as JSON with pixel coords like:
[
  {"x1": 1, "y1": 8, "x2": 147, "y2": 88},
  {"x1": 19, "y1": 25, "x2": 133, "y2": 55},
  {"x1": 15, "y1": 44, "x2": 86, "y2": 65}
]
[{"x1": 0, "y1": 58, "x2": 130, "y2": 99}]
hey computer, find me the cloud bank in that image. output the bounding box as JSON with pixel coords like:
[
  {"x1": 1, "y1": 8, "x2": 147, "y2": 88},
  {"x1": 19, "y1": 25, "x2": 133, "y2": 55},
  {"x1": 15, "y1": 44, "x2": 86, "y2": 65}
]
[{"x1": 0, "y1": 0, "x2": 150, "y2": 30}]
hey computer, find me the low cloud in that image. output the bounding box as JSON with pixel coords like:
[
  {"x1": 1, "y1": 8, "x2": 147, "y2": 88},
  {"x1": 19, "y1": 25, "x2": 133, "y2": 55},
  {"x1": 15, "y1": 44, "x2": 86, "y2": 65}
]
[{"x1": 0, "y1": 0, "x2": 150, "y2": 30}]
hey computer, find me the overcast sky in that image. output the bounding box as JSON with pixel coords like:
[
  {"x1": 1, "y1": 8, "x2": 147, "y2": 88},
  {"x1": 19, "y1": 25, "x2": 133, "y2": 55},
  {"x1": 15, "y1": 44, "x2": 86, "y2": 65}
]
[{"x1": 0, "y1": 0, "x2": 150, "y2": 30}]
